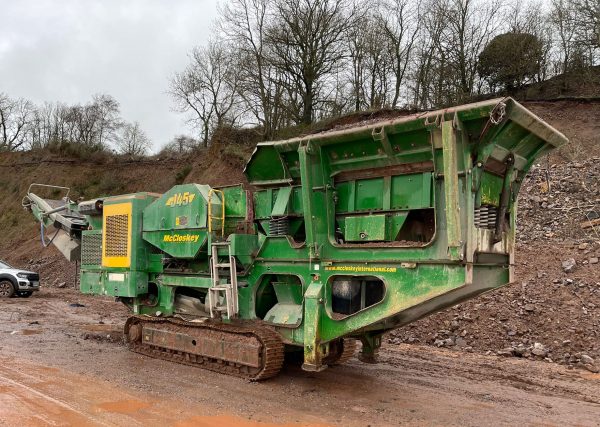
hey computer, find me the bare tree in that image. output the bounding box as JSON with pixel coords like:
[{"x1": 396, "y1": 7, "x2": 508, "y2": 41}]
[
  {"x1": 572, "y1": 0, "x2": 600, "y2": 49},
  {"x1": 116, "y1": 121, "x2": 152, "y2": 156},
  {"x1": 0, "y1": 93, "x2": 33, "y2": 151},
  {"x1": 170, "y1": 41, "x2": 241, "y2": 146},
  {"x1": 411, "y1": 0, "x2": 449, "y2": 108},
  {"x1": 347, "y1": 8, "x2": 406, "y2": 112},
  {"x1": 444, "y1": 0, "x2": 503, "y2": 101},
  {"x1": 220, "y1": 0, "x2": 287, "y2": 138},
  {"x1": 92, "y1": 94, "x2": 121, "y2": 147},
  {"x1": 169, "y1": 0, "x2": 599, "y2": 133},
  {"x1": 347, "y1": 14, "x2": 389, "y2": 111},
  {"x1": 161, "y1": 134, "x2": 200, "y2": 155},
  {"x1": 266, "y1": 0, "x2": 360, "y2": 125},
  {"x1": 171, "y1": 68, "x2": 214, "y2": 147},
  {"x1": 379, "y1": 0, "x2": 420, "y2": 107},
  {"x1": 550, "y1": 0, "x2": 578, "y2": 77}
]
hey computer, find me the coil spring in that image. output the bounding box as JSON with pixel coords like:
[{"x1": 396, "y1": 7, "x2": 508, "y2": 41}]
[
  {"x1": 474, "y1": 205, "x2": 498, "y2": 229},
  {"x1": 269, "y1": 216, "x2": 289, "y2": 236}
]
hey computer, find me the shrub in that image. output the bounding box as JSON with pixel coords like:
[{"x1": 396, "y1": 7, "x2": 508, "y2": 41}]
[
  {"x1": 175, "y1": 165, "x2": 193, "y2": 184},
  {"x1": 478, "y1": 32, "x2": 544, "y2": 91}
]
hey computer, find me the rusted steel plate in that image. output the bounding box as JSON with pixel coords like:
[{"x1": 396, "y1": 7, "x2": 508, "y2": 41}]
[{"x1": 142, "y1": 326, "x2": 262, "y2": 368}]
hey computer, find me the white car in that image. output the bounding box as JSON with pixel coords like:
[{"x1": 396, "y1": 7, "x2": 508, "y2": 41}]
[{"x1": 0, "y1": 260, "x2": 40, "y2": 298}]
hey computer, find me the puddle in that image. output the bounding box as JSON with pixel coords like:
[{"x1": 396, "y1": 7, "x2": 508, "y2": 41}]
[
  {"x1": 20, "y1": 329, "x2": 43, "y2": 335},
  {"x1": 81, "y1": 324, "x2": 121, "y2": 332},
  {"x1": 581, "y1": 373, "x2": 600, "y2": 380},
  {"x1": 96, "y1": 399, "x2": 152, "y2": 414},
  {"x1": 172, "y1": 415, "x2": 332, "y2": 427}
]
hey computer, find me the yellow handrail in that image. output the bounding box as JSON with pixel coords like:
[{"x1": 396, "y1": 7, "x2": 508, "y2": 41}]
[{"x1": 207, "y1": 189, "x2": 225, "y2": 237}]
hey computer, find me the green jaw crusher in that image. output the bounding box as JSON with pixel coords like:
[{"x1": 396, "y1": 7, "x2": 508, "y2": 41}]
[{"x1": 24, "y1": 98, "x2": 567, "y2": 379}]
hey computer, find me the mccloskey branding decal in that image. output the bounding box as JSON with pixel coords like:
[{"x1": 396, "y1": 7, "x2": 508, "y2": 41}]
[
  {"x1": 325, "y1": 265, "x2": 397, "y2": 273},
  {"x1": 163, "y1": 234, "x2": 200, "y2": 243}
]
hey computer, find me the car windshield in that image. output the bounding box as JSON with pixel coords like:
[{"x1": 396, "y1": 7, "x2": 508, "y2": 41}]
[{"x1": 0, "y1": 260, "x2": 12, "y2": 269}]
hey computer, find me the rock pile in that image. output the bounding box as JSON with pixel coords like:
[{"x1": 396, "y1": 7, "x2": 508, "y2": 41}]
[
  {"x1": 517, "y1": 157, "x2": 600, "y2": 243},
  {"x1": 389, "y1": 158, "x2": 600, "y2": 372}
]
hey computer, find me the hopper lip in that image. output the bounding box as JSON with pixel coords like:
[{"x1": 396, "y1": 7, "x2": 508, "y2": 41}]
[
  {"x1": 243, "y1": 97, "x2": 569, "y2": 178},
  {"x1": 252, "y1": 97, "x2": 568, "y2": 148}
]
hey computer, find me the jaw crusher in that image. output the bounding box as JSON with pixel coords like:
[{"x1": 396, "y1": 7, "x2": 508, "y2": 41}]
[{"x1": 24, "y1": 98, "x2": 567, "y2": 379}]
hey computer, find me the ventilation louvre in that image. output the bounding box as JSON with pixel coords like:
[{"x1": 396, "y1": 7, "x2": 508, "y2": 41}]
[
  {"x1": 81, "y1": 233, "x2": 102, "y2": 265},
  {"x1": 105, "y1": 214, "x2": 129, "y2": 257}
]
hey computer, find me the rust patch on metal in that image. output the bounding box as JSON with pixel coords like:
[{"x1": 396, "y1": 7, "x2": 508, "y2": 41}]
[{"x1": 333, "y1": 161, "x2": 434, "y2": 183}]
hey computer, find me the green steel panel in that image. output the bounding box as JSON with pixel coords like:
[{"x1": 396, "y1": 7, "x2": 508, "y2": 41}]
[
  {"x1": 441, "y1": 121, "x2": 461, "y2": 252},
  {"x1": 390, "y1": 173, "x2": 433, "y2": 209},
  {"x1": 221, "y1": 185, "x2": 247, "y2": 218},
  {"x1": 80, "y1": 270, "x2": 101, "y2": 294},
  {"x1": 272, "y1": 186, "x2": 292, "y2": 216},
  {"x1": 479, "y1": 172, "x2": 503, "y2": 206},
  {"x1": 356, "y1": 178, "x2": 384, "y2": 210},
  {"x1": 344, "y1": 215, "x2": 387, "y2": 241},
  {"x1": 142, "y1": 184, "x2": 213, "y2": 258},
  {"x1": 336, "y1": 172, "x2": 432, "y2": 214},
  {"x1": 254, "y1": 186, "x2": 304, "y2": 219},
  {"x1": 244, "y1": 144, "x2": 291, "y2": 184},
  {"x1": 340, "y1": 213, "x2": 408, "y2": 242}
]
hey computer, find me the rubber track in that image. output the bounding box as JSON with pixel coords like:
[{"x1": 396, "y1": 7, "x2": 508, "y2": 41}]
[{"x1": 125, "y1": 316, "x2": 285, "y2": 381}]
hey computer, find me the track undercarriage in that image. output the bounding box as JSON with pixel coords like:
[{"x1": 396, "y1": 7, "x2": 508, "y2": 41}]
[
  {"x1": 124, "y1": 316, "x2": 286, "y2": 380},
  {"x1": 124, "y1": 315, "x2": 358, "y2": 380}
]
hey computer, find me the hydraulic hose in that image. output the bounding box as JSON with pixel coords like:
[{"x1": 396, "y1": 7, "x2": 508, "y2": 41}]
[{"x1": 40, "y1": 221, "x2": 60, "y2": 248}]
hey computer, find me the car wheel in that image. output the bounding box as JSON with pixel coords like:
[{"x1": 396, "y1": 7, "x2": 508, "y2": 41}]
[
  {"x1": 18, "y1": 291, "x2": 33, "y2": 298},
  {"x1": 0, "y1": 280, "x2": 15, "y2": 298}
]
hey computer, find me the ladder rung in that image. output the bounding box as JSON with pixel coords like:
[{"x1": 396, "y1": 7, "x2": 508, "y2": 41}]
[{"x1": 215, "y1": 263, "x2": 231, "y2": 268}]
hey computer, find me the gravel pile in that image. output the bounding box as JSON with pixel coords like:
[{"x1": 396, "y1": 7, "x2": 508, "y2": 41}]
[
  {"x1": 389, "y1": 158, "x2": 600, "y2": 372},
  {"x1": 517, "y1": 157, "x2": 600, "y2": 242}
]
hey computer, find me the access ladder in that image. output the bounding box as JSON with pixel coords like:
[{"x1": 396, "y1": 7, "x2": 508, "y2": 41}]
[{"x1": 208, "y1": 241, "x2": 239, "y2": 319}]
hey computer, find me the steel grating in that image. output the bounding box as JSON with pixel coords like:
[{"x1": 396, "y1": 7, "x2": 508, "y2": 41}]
[
  {"x1": 81, "y1": 233, "x2": 102, "y2": 265},
  {"x1": 105, "y1": 214, "x2": 129, "y2": 257}
]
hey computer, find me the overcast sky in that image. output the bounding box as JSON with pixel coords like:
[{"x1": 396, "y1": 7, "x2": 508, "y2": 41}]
[{"x1": 0, "y1": 0, "x2": 219, "y2": 151}]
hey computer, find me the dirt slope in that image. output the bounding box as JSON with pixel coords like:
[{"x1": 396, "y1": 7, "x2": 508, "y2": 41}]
[{"x1": 0, "y1": 146, "x2": 249, "y2": 247}]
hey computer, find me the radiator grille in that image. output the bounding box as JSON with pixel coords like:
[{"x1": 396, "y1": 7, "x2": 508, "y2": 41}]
[
  {"x1": 105, "y1": 214, "x2": 129, "y2": 257},
  {"x1": 474, "y1": 204, "x2": 498, "y2": 229},
  {"x1": 81, "y1": 233, "x2": 102, "y2": 265}
]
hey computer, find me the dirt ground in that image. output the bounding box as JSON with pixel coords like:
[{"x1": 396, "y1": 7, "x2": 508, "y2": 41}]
[{"x1": 0, "y1": 286, "x2": 599, "y2": 427}]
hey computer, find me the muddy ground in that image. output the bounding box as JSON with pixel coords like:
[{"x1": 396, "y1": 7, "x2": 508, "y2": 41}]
[{"x1": 1, "y1": 286, "x2": 599, "y2": 427}]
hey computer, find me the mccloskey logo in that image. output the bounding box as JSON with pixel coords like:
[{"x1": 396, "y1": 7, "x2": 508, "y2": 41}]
[{"x1": 163, "y1": 234, "x2": 200, "y2": 243}]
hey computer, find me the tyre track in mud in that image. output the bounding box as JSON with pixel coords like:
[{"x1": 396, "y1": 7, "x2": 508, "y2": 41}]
[{"x1": 376, "y1": 345, "x2": 600, "y2": 405}]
